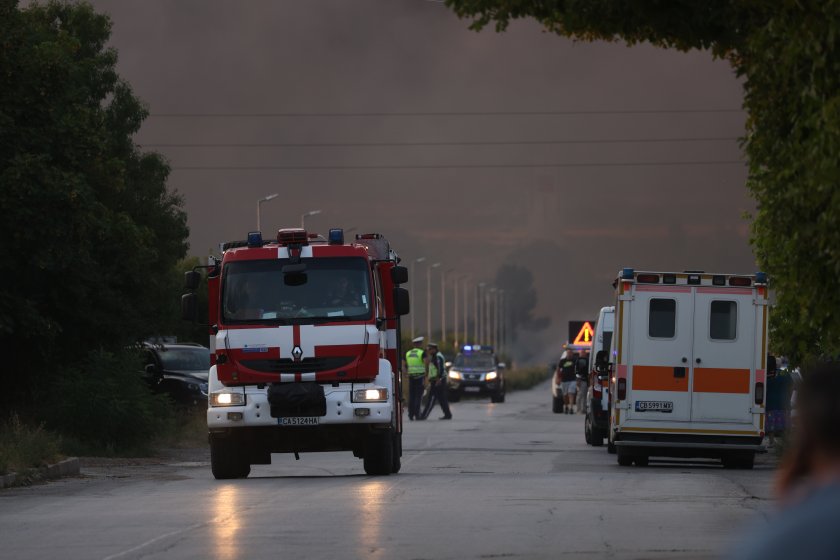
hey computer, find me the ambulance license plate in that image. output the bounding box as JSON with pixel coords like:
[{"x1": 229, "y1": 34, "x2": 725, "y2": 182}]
[
  {"x1": 635, "y1": 401, "x2": 673, "y2": 413},
  {"x1": 279, "y1": 417, "x2": 320, "y2": 426}
]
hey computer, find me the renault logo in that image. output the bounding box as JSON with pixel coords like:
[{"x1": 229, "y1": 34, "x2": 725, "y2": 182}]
[{"x1": 292, "y1": 346, "x2": 303, "y2": 362}]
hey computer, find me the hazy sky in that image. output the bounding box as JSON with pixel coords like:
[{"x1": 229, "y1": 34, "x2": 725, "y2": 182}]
[{"x1": 90, "y1": 0, "x2": 754, "y2": 362}]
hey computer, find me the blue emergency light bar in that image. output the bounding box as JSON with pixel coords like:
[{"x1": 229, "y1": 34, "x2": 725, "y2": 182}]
[
  {"x1": 247, "y1": 231, "x2": 263, "y2": 247},
  {"x1": 328, "y1": 228, "x2": 344, "y2": 245}
]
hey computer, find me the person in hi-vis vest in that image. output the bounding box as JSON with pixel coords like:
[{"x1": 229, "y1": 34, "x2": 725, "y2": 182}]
[{"x1": 403, "y1": 336, "x2": 429, "y2": 421}]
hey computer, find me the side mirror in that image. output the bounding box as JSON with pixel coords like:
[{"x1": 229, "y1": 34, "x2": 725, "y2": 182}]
[
  {"x1": 391, "y1": 266, "x2": 408, "y2": 285},
  {"x1": 181, "y1": 293, "x2": 197, "y2": 322},
  {"x1": 767, "y1": 354, "x2": 777, "y2": 375},
  {"x1": 394, "y1": 287, "x2": 410, "y2": 316},
  {"x1": 184, "y1": 270, "x2": 201, "y2": 291}
]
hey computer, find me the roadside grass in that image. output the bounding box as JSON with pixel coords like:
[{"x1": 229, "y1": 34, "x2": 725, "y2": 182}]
[
  {"x1": 0, "y1": 414, "x2": 63, "y2": 476},
  {"x1": 152, "y1": 406, "x2": 208, "y2": 449},
  {"x1": 505, "y1": 366, "x2": 552, "y2": 392}
]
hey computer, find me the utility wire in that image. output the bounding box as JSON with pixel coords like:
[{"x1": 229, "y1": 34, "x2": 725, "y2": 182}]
[
  {"x1": 148, "y1": 109, "x2": 744, "y2": 118},
  {"x1": 140, "y1": 136, "x2": 740, "y2": 149},
  {"x1": 171, "y1": 161, "x2": 745, "y2": 171}
]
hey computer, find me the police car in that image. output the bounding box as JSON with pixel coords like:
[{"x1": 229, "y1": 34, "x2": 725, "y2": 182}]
[{"x1": 447, "y1": 345, "x2": 506, "y2": 403}]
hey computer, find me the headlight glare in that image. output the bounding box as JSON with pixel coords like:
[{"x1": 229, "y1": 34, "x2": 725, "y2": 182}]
[
  {"x1": 485, "y1": 371, "x2": 498, "y2": 381},
  {"x1": 352, "y1": 387, "x2": 388, "y2": 402},
  {"x1": 210, "y1": 391, "x2": 245, "y2": 407},
  {"x1": 448, "y1": 370, "x2": 462, "y2": 380}
]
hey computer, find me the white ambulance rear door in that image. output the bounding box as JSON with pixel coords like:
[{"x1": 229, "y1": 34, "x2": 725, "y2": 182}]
[
  {"x1": 625, "y1": 285, "x2": 694, "y2": 422},
  {"x1": 690, "y1": 287, "x2": 755, "y2": 424}
]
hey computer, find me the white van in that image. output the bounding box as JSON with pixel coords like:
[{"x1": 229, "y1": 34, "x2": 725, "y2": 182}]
[
  {"x1": 608, "y1": 269, "x2": 770, "y2": 469},
  {"x1": 584, "y1": 306, "x2": 614, "y2": 446}
]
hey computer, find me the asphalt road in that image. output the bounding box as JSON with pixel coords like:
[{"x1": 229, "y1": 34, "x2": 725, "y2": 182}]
[{"x1": 0, "y1": 380, "x2": 777, "y2": 560}]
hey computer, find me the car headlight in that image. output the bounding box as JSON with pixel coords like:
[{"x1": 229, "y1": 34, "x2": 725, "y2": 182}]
[
  {"x1": 352, "y1": 387, "x2": 388, "y2": 403},
  {"x1": 448, "y1": 370, "x2": 462, "y2": 380},
  {"x1": 209, "y1": 390, "x2": 246, "y2": 407},
  {"x1": 485, "y1": 371, "x2": 498, "y2": 381}
]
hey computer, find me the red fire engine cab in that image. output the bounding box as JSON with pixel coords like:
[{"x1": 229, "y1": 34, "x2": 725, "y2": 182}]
[{"x1": 182, "y1": 228, "x2": 410, "y2": 479}]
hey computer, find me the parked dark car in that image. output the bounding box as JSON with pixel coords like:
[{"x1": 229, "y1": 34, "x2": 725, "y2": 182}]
[
  {"x1": 141, "y1": 342, "x2": 210, "y2": 406},
  {"x1": 447, "y1": 345, "x2": 506, "y2": 403}
]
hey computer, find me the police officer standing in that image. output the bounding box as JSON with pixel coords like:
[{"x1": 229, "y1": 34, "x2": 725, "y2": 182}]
[
  {"x1": 421, "y1": 342, "x2": 452, "y2": 420},
  {"x1": 403, "y1": 336, "x2": 429, "y2": 421}
]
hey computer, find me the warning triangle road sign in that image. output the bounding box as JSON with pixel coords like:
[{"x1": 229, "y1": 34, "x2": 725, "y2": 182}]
[{"x1": 572, "y1": 321, "x2": 595, "y2": 346}]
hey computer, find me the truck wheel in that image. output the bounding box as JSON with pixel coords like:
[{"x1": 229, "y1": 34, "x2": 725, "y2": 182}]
[
  {"x1": 364, "y1": 430, "x2": 394, "y2": 476},
  {"x1": 552, "y1": 395, "x2": 563, "y2": 413},
  {"x1": 585, "y1": 416, "x2": 604, "y2": 446},
  {"x1": 391, "y1": 430, "x2": 402, "y2": 474},
  {"x1": 617, "y1": 447, "x2": 633, "y2": 467},
  {"x1": 210, "y1": 436, "x2": 251, "y2": 480}
]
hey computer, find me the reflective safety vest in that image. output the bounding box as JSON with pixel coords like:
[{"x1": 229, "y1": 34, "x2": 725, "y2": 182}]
[
  {"x1": 405, "y1": 348, "x2": 426, "y2": 376},
  {"x1": 428, "y1": 354, "x2": 443, "y2": 380}
]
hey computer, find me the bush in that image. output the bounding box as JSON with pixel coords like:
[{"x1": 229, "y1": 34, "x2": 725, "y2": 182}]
[
  {"x1": 41, "y1": 348, "x2": 174, "y2": 455},
  {"x1": 0, "y1": 414, "x2": 62, "y2": 475}
]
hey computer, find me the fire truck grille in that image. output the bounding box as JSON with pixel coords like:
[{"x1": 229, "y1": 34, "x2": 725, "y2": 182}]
[{"x1": 241, "y1": 357, "x2": 355, "y2": 374}]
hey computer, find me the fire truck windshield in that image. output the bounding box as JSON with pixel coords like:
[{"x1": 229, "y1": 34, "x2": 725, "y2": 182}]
[{"x1": 222, "y1": 257, "x2": 372, "y2": 324}]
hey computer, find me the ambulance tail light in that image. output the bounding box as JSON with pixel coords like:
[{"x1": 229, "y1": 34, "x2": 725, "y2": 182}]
[
  {"x1": 754, "y1": 382, "x2": 765, "y2": 405},
  {"x1": 637, "y1": 274, "x2": 659, "y2": 284},
  {"x1": 278, "y1": 229, "x2": 308, "y2": 246},
  {"x1": 617, "y1": 378, "x2": 627, "y2": 401},
  {"x1": 729, "y1": 276, "x2": 752, "y2": 287},
  {"x1": 592, "y1": 383, "x2": 602, "y2": 399}
]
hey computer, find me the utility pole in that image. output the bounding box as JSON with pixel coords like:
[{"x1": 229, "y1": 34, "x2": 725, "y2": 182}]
[
  {"x1": 427, "y1": 262, "x2": 441, "y2": 341},
  {"x1": 410, "y1": 257, "x2": 425, "y2": 340},
  {"x1": 442, "y1": 268, "x2": 453, "y2": 346}
]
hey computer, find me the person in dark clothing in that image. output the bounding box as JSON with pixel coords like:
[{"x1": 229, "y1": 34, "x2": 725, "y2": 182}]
[
  {"x1": 420, "y1": 342, "x2": 452, "y2": 420},
  {"x1": 402, "y1": 336, "x2": 428, "y2": 421},
  {"x1": 560, "y1": 352, "x2": 578, "y2": 414}
]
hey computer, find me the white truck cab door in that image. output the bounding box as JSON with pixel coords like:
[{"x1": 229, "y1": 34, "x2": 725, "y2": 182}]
[
  {"x1": 690, "y1": 288, "x2": 755, "y2": 424},
  {"x1": 626, "y1": 286, "x2": 694, "y2": 422}
]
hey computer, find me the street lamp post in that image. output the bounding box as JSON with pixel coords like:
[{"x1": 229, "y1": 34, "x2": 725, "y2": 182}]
[
  {"x1": 300, "y1": 209, "x2": 322, "y2": 229},
  {"x1": 442, "y1": 268, "x2": 454, "y2": 346},
  {"x1": 410, "y1": 257, "x2": 426, "y2": 340},
  {"x1": 476, "y1": 282, "x2": 485, "y2": 343},
  {"x1": 462, "y1": 276, "x2": 469, "y2": 345},
  {"x1": 488, "y1": 287, "x2": 497, "y2": 349},
  {"x1": 257, "y1": 193, "x2": 279, "y2": 232},
  {"x1": 427, "y1": 262, "x2": 441, "y2": 341}
]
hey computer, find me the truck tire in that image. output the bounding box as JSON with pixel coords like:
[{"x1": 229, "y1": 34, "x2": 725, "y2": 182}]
[
  {"x1": 364, "y1": 430, "x2": 394, "y2": 476},
  {"x1": 391, "y1": 430, "x2": 402, "y2": 474},
  {"x1": 585, "y1": 416, "x2": 604, "y2": 446},
  {"x1": 552, "y1": 395, "x2": 563, "y2": 413},
  {"x1": 210, "y1": 436, "x2": 251, "y2": 480}
]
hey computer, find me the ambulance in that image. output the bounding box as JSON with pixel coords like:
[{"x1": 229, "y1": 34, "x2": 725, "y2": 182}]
[
  {"x1": 608, "y1": 269, "x2": 770, "y2": 469},
  {"x1": 584, "y1": 306, "x2": 614, "y2": 447}
]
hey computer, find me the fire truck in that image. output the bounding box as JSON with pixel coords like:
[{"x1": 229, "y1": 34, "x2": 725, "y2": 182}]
[{"x1": 182, "y1": 228, "x2": 410, "y2": 479}]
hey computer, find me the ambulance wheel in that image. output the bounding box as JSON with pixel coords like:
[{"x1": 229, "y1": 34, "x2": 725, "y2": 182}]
[
  {"x1": 616, "y1": 448, "x2": 634, "y2": 467},
  {"x1": 364, "y1": 429, "x2": 394, "y2": 476},
  {"x1": 391, "y1": 431, "x2": 402, "y2": 474},
  {"x1": 552, "y1": 396, "x2": 563, "y2": 413},
  {"x1": 723, "y1": 451, "x2": 755, "y2": 470},
  {"x1": 210, "y1": 436, "x2": 251, "y2": 480}
]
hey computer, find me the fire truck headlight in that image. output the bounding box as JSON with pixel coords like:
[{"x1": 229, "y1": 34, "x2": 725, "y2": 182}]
[
  {"x1": 209, "y1": 390, "x2": 246, "y2": 407},
  {"x1": 485, "y1": 371, "x2": 498, "y2": 381},
  {"x1": 448, "y1": 370, "x2": 462, "y2": 380},
  {"x1": 352, "y1": 387, "x2": 388, "y2": 403}
]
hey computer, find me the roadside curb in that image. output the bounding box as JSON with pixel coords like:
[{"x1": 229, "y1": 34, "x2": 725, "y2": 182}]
[{"x1": 0, "y1": 457, "x2": 80, "y2": 489}]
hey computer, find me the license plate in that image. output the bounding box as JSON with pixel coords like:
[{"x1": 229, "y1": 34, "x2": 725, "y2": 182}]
[
  {"x1": 464, "y1": 387, "x2": 481, "y2": 393},
  {"x1": 635, "y1": 401, "x2": 673, "y2": 413},
  {"x1": 279, "y1": 417, "x2": 320, "y2": 426}
]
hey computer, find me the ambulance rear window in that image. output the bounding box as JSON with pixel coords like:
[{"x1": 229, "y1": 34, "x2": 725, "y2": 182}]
[
  {"x1": 649, "y1": 299, "x2": 676, "y2": 338},
  {"x1": 710, "y1": 300, "x2": 737, "y2": 340}
]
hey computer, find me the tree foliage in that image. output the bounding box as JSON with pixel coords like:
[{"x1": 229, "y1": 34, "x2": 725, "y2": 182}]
[
  {"x1": 0, "y1": 0, "x2": 189, "y2": 406},
  {"x1": 446, "y1": 0, "x2": 840, "y2": 362}
]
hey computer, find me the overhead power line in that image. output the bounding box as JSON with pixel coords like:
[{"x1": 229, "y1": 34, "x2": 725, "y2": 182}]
[
  {"x1": 148, "y1": 109, "x2": 744, "y2": 118},
  {"x1": 140, "y1": 136, "x2": 740, "y2": 149},
  {"x1": 170, "y1": 160, "x2": 745, "y2": 171}
]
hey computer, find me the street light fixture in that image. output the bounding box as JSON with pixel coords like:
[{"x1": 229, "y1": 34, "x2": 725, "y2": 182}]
[
  {"x1": 301, "y1": 209, "x2": 322, "y2": 229},
  {"x1": 257, "y1": 193, "x2": 278, "y2": 232},
  {"x1": 410, "y1": 257, "x2": 426, "y2": 340}
]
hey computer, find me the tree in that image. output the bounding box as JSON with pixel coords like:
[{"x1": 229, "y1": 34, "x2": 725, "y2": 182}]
[
  {"x1": 445, "y1": 0, "x2": 840, "y2": 363},
  {"x1": 0, "y1": 0, "x2": 189, "y2": 407},
  {"x1": 494, "y1": 264, "x2": 549, "y2": 339}
]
